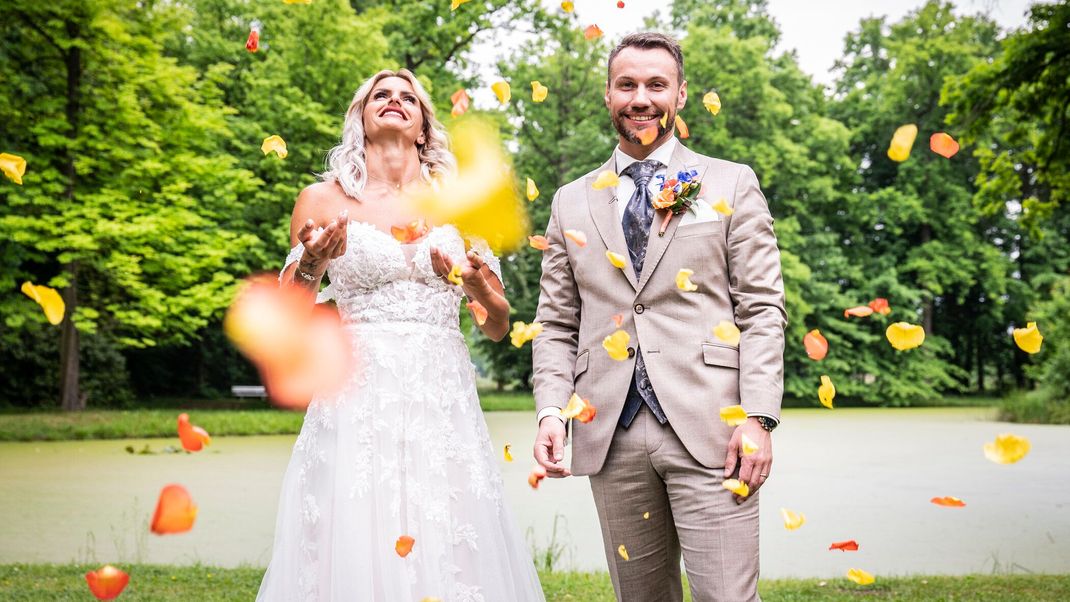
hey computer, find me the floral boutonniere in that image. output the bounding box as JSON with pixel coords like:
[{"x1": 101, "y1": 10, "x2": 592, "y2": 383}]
[{"x1": 652, "y1": 168, "x2": 704, "y2": 236}]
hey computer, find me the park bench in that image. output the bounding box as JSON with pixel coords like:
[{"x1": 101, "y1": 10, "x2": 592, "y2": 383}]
[{"x1": 231, "y1": 385, "x2": 267, "y2": 399}]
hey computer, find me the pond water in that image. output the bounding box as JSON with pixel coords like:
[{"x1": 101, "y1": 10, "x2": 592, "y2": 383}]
[{"x1": 1, "y1": 407, "x2": 1068, "y2": 578}]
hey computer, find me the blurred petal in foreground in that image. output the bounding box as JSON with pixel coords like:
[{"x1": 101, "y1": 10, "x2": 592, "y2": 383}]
[
  {"x1": 719, "y1": 404, "x2": 747, "y2": 426},
  {"x1": 722, "y1": 478, "x2": 749, "y2": 497},
  {"x1": 151, "y1": 484, "x2": 197, "y2": 535},
  {"x1": 713, "y1": 320, "x2": 740, "y2": 346},
  {"x1": 983, "y1": 433, "x2": 1031, "y2": 465},
  {"x1": 510, "y1": 321, "x2": 543, "y2": 348},
  {"x1": 85, "y1": 565, "x2": 129, "y2": 600}
]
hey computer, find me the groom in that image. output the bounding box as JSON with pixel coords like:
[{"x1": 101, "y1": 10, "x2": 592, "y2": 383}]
[{"x1": 532, "y1": 33, "x2": 786, "y2": 601}]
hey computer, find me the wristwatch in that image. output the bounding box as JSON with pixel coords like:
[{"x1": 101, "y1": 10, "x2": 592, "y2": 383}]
[{"x1": 754, "y1": 415, "x2": 778, "y2": 432}]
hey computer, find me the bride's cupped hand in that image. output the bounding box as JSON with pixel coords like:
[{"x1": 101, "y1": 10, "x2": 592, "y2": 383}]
[
  {"x1": 430, "y1": 247, "x2": 490, "y2": 295},
  {"x1": 297, "y1": 211, "x2": 349, "y2": 269}
]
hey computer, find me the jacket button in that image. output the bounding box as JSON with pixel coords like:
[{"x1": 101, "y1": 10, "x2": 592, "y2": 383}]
[
  {"x1": 634, "y1": 303, "x2": 644, "y2": 314},
  {"x1": 627, "y1": 347, "x2": 636, "y2": 358}
]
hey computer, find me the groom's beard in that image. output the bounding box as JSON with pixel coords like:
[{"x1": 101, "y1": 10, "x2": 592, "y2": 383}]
[{"x1": 611, "y1": 110, "x2": 672, "y2": 145}]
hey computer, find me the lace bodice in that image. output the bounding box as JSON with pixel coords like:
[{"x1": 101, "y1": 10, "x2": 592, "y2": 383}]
[{"x1": 281, "y1": 222, "x2": 502, "y2": 330}]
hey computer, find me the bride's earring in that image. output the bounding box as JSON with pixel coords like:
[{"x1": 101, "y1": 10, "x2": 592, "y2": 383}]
[{"x1": 417, "y1": 135, "x2": 426, "y2": 146}]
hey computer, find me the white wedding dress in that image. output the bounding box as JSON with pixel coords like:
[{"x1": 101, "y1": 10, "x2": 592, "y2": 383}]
[{"x1": 258, "y1": 222, "x2": 545, "y2": 601}]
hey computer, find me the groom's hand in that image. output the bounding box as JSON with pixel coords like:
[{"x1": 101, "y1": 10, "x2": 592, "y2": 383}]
[
  {"x1": 534, "y1": 416, "x2": 571, "y2": 478},
  {"x1": 724, "y1": 418, "x2": 772, "y2": 504}
]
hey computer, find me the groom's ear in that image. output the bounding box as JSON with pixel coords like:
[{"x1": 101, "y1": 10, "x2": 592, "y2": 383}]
[
  {"x1": 677, "y1": 79, "x2": 688, "y2": 111},
  {"x1": 604, "y1": 80, "x2": 611, "y2": 109}
]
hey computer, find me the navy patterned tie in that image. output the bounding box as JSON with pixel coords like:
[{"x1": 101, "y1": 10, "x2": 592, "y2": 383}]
[{"x1": 619, "y1": 159, "x2": 668, "y2": 427}]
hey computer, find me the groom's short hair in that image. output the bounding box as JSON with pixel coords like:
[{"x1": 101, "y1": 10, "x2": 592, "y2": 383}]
[{"x1": 607, "y1": 32, "x2": 685, "y2": 84}]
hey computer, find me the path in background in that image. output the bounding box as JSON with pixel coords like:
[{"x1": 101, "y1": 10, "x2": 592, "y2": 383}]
[{"x1": 1, "y1": 408, "x2": 1067, "y2": 578}]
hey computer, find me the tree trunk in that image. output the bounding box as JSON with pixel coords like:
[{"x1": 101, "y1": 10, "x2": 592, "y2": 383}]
[
  {"x1": 919, "y1": 223, "x2": 935, "y2": 334},
  {"x1": 975, "y1": 333, "x2": 985, "y2": 393},
  {"x1": 59, "y1": 20, "x2": 83, "y2": 411}
]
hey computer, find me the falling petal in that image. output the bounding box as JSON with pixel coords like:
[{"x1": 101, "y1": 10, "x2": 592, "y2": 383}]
[
  {"x1": 561, "y1": 1, "x2": 574, "y2": 12},
  {"x1": 20, "y1": 281, "x2": 65, "y2": 325},
  {"x1": 395, "y1": 535, "x2": 415, "y2": 557},
  {"x1": 531, "y1": 81, "x2": 548, "y2": 103},
  {"x1": 637, "y1": 126, "x2": 658, "y2": 145},
  {"x1": 450, "y1": 89, "x2": 470, "y2": 117},
  {"x1": 564, "y1": 229, "x2": 587, "y2": 247},
  {"x1": 983, "y1": 433, "x2": 1031, "y2": 465},
  {"x1": 713, "y1": 321, "x2": 741, "y2": 346},
  {"x1": 887, "y1": 124, "x2": 918, "y2": 162},
  {"x1": 722, "y1": 478, "x2": 749, "y2": 497},
  {"x1": 85, "y1": 565, "x2": 130, "y2": 600},
  {"x1": 868, "y1": 298, "x2": 891, "y2": 315},
  {"x1": 930, "y1": 496, "x2": 966, "y2": 507},
  {"x1": 391, "y1": 219, "x2": 429, "y2": 243},
  {"x1": 930, "y1": 132, "x2": 960, "y2": 158},
  {"x1": 0, "y1": 153, "x2": 27, "y2": 185},
  {"x1": 781, "y1": 508, "x2": 806, "y2": 530},
  {"x1": 711, "y1": 198, "x2": 734, "y2": 216},
  {"x1": 643, "y1": 511, "x2": 650, "y2": 519},
  {"x1": 405, "y1": 119, "x2": 527, "y2": 253},
  {"x1": 702, "y1": 91, "x2": 721, "y2": 116},
  {"x1": 592, "y1": 170, "x2": 620, "y2": 190},
  {"x1": 1012, "y1": 322, "x2": 1043, "y2": 354},
  {"x1": 450, "y1": 0, "x2": 471, "y2": 10},
  {"x1": 886, "y1": 322, "x2": 925, "y2": 350},
  {"x1": 151, "y1": 484, "x2": 197, "y2": 535},
  {"x1": 177, "y1": 413, "x2": 211, "y2": 452},
  {"x1": 447, "y1": 265, "x2": 463, "y2": 286},
  {"x1": 563, "y1": 392, "x2": 598, "y2": 423},
  {"x1": 526, "y1": 178, "x2": 539, "y2": 202},
  {"x1": 504, "y1": 445, "x2": 513, "y2": 462},
  {"x1": 617, "y1": 544, "x2": 629, "y2": 561},
  {"x1": 803, "y1": 329, "x2": 828, "y2": 361},
  {"x1": 224, "y1": 276, "x2": 351, "y2": 410},
  {"x1": 719, "y1": 404, "x2": 748, "y2": 426},
  {"x1": 741, "y1": 433, "x2": 759, "y2": 456},
  {"x1": 491, "y1": 81, "x2": 511, "y2": 105},
  {"x1": 602, "y1": 330, "x2": 631, "y2": 361},
  {"x1": 606, "y1": 250, "x2": 627, "y2": 269},
  {"x1": 675, "y1": 269, "x2": 698, "y2": 292},
  {"x1": 844, "y1": 305, "x2": 874, "y2": 318},
  {"x1": 818, "y1": 375, "x2": 835, "y2": 409},
  {"x1": 245, "y1": 28, "x2": 260, "y2": 53},
  {"x1": 617, "y1": 0, "x2": 625, "y2": 6},
  {"x1": 847, "y1": 568, "x2": 875, "y2": 586},
  {"x1": 528, "y1": 464, "x2": 547, "y2": 489},
  {"x1": 261, "y1": 135, "x2": 287, "y2": 158},
  {"x1": 660, "y1": 113, "x2": 668, "y2": 128},
  {"x1": 584, "y1": 24, "x2": 603, "y2": 40},
  {"x1": 611, "y1": 314, "x2": 624, "y2": 328},
  {"x1": 528, "y1": 235, "x2": 550, "y2": 251},
  {"x1": 829, "y1": 540, "x2": 859, "y2": 552},
  {"x1": 674, "y1": 115, "x2": 689, "y2": 139},
  {"x1": 466, "y1": 300, "x2": 488, "y2": 326},
  {"x1": 509, "y1": 321, "x2": 543, "y2": 348}
]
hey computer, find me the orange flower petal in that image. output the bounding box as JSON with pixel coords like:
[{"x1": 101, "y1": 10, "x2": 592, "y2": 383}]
[
  {"x1": 829, "y1": 540, "x2": 859, "y2": 552},
  {"x1": 563, "y1": 392, "x2": 598, "y2": 423},
  {"x1": 930, "y1": 132, "x2": 960, "y2": 158},
  {"x1": 85, "y1": 565, "x2": 130, "y2": 600},
  {"x1": 637, "y1": 126, "x2": 658, "y2": 145},
  {"x1": 177, "y1": 413, "x2": 211, "y2": 452},
  {"x1": 528, "y1": 464, "x2": 547, "y2": 489},
  {"x1": 584, "y1": 24, "x2": 603, "y2": 40},
  {"x1": 803, "y1": 329, "x2": 828, "y2": 361},
  {"x1": 466, "y1": 300, "x2": 488, "y2": 326},
  {"x1": 868, "y1": 298, "x2": 891, "y2": 315},
  {"x1": 391, "y1": 219, "x2": 429, "y2": 243},
  {"x1": 611, "y1": 314, "x2": 624, "y2": 328},
  {"x1": 395, "y1": 535, "x2": 415, "y2": 557},
  {"x1": 844, "y1": 305, "x2": 874, "y2": 318},
  {"x1": 151, "y1": 484, "x2": 197, "y2": 535},
  {"x1": 564, "y1": 229, "x2": 587, "y2": 246},
  {"x1": 674, "y1": 115, "x2": 689, "y2": 139},
  {"x1": 528, "y1": 235, "x2": 550, "y2": 251},
  {"x1": 930, "y1": 496, "x2": 966, "y2": 507},
  {"x1": 450, "y1": 89, "x2": 470, "y2": 117}
]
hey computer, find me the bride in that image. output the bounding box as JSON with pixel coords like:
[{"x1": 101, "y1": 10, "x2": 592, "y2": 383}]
[{"x1": 257, "y1": 69, "x2": 545, "y2": 601}]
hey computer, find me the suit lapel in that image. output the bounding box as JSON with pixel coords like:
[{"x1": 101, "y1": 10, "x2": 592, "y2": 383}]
[
  {"x1": 587, "y1": 156, "x2": 639, "y2": 291},
  {"x1": 636, "y1": 143, "x2": 703, "y2": 293}
]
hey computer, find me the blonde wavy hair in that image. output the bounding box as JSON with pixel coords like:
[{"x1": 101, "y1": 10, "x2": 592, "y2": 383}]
[{"x1": 322, "y1": 69, "x2": 455, "y2": 199}]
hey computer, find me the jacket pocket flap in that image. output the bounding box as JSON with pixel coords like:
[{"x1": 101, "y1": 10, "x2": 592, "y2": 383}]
[
  {"x1": 702, "y1": 343, "x2": 739, "y2": 369},
  {"x1": 574, "y1": 350, "x2": 590, "y2": 378}
]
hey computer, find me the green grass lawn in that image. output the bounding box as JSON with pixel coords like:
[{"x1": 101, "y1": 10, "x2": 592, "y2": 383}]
[{"x1": 2, "y1": 564, "x2": 1068, "y2": 601}]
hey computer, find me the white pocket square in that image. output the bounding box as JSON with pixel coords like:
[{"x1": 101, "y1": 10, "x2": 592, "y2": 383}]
[{"x1": 679, "y1": 198, "x2": 722, "y2": 225}]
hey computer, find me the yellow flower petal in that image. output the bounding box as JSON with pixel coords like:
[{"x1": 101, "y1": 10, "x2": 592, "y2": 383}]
[
  {"x1": 531, "y1": 81, "x2": 548, "y2": 103},
  {"x1": 450, "y1": 0, "x2": 471, "y2": 10},
  {"x1": 561, "y1": 1, "x2": 574, "y2": 12},
  {"x1": 447, "y1": 264, "x2": 463, "y2": 286},
  {"x1": 526, "y1": 177, "x2": 539, "y2": 202},
  {"x1": 602, "y1": 330, "x2": 631, "y2": 361},
  {"x1": 592, "y1": 169, "x2": 620, "y2": 190},
  {"x1": 711, "y1": 198, "x2": 734, "y2": 216},
  {"x1": 617, "y1": 544, "x2": 629, "y2": 561},
  {"x1": 606, "y1": 250, "x2": 627, "y2": 269},
  {"x1": 713, "y1": 321, "x2": 741, "y2": 346},
  {"x1": 0, "y1": 153, "x2": 27, "y2": 185},
  {"x1": 887, "y1": 124, "x2": 918, "y2": 163},
  {"x1": 1012, "y1": 322, "x2": 1043, "y2": 354},
  {"x1": 562, "y1": 392, "x2": 585, "y2": 419},
  {"x1": 491, "y1": 81, "x2": 511, "y2": 105},
  {"x1": 675, "y1": 268, "x2": 698, "y2": 292},
  {"x1": 405, "y1": 119, "x2": 527, "y2": 253},
  {"x1": 659, "y1": 113, "x2": 668, "y2": 128},
  {"x1": 781, "y1": 507, "x2": 806, "y2": 530},
  {"x1": 847, "y1": 568, "x2": 875, "y2": 586},
  {"x1": 261, "y1": 135, "x2": 288, "y2": 159},
  {"x1": 886, "y1": 322, "x2": 925, "y2": 350},
  {"x1": 722, "y1": 478, "x2": 749, "y2": 497},
  {"x1": 702, "y1": 91, "x2": 721, "y2": 116},
  {"x1": 719, "y1": 404, "x2": 747, "y2": 426},
  {"x1": 674, "y1": 115, "x2": 690, "y2": 139},
  {"x1": 741, "y1": 433, "x2": 759, "y2": 456},
  {"x1": 643, "y1": 511, "x2": 650, "y2": 519},
  {"x1": 20, "y1": 282, "x2": 65, "y2": 325},
  {"x1": 509, "y1": 321, "x2": 543, "y2": 348},
  {"x1": 983, "y1": 433, "x2": 1031, "y2": 465},
  {"x1": 818, "y1": 375, "x2": 836, "y2": 409},
  {"x1": 503, "y1": 445, "x2": 513, "y2": 462}
]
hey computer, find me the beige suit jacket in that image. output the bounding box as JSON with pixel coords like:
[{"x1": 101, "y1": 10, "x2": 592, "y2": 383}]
[{"x1": 532, "y1": 142, "x2": 787, "y2": 476}]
